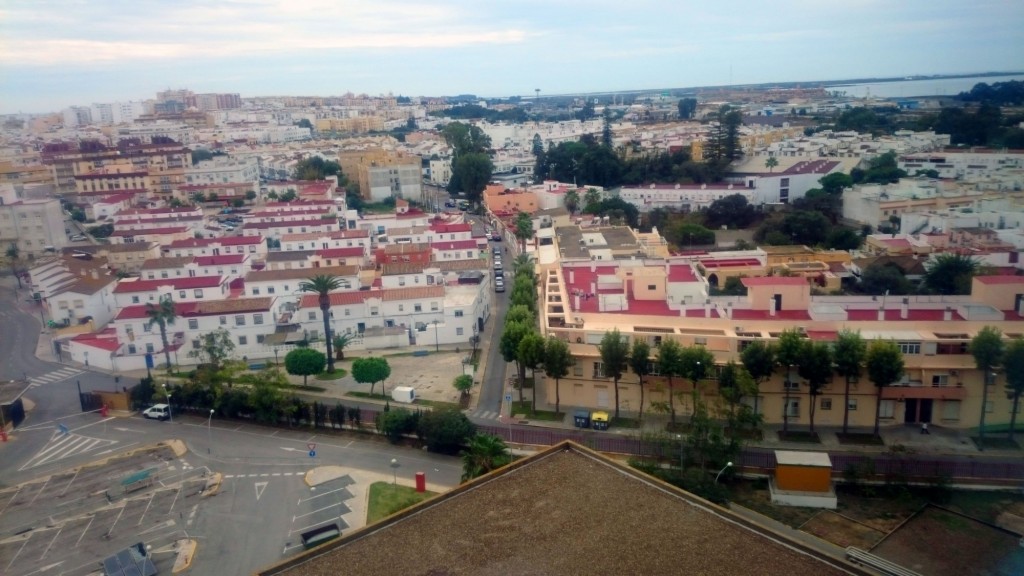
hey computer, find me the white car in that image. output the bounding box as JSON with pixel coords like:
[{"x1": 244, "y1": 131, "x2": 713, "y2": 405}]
[
  {"x1": 142, "y1": 404, "x2": 171, "y2": 421},
  {"x1": 70, "y1": 234, "x2": 87, "y2": 242}
]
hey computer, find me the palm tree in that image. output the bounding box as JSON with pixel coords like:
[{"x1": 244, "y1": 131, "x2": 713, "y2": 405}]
[
  {"x1": 833, "y1": 330, "x2": 867, "y2": 435},
  {"x1": 145, "y1": 298, "x2": 178, "y2": 370},
  {"x1": 764, "y1": 156, "x2": 779, "y2": 173},
  {"x1": 514, "y1": 212, "x2": 534, "y2": 254},
  {"x1": 332, "y1": 332, "x2": 355, "y2": 361},
  {"x1": 460, "y1": 434, "x2": 512, "y2": 482},
  {"x1": 300, "y1": 274, "x2": 343, "y2": 373},
  {"x1": 5, "y1": 243, "x2": 22, "y2": 289},
  {"x1": 564, "y1": 190, "x2": 580, "y2": 214}
]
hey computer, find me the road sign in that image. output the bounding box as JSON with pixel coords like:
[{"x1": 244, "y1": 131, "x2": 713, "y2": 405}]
[
  {"x1": 505, "y1": 394, "x2": 512, "y2": 402},
  {"x1": 307, "y1": 442, "x2": 316, "y2": 451},
  {"x1": 308, "y1": 450, "x2": 316, "y2": 458}
]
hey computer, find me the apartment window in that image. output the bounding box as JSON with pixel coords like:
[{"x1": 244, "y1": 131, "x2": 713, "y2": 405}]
[
  {"x1": 414, "y1": 304, "x2": 422, "y2": 313},
  {"x1": 848, "y1": 399, "x2": 858, "y2": 411},
  {"x1": 128, "y1": 344, "x2": 137, "y2": 354},
  {"x1": 647, "y1": 284, "x2": 656, "y2": 290},
  {"x1": 238, "y1": 335, "x2": 248, "y2": 345},
  {"x1": 188, "y1": 319, "x2": 199, "y2": 330},
  {"x1": 573, "y1": 364, "x2": 583, "y2": 377},
  {"x1": 646, "y1": 361, "x2": 660, "y2": 376},
  {"x1": 235, "y1": 315, "x2": 246, "y2": 326},
  {"x1": 985, "y1": 400, "x2": 993, "y2": 413},
  {"x1": 254, "y1": 314, "x2": 264, "y2": 325},
  {"x1": 192, "y1": 339, "x2": 201, "y2": 350},
  {"x1": 897, "y1": 342, "x2": 921, "y2": 355},
  {"x1": 431, "y1": 302, "x2": 439, "y2": 311},
  {"x1": 821, "y1": 398, "x2": 832, "y2": 411},
  {"x1": 308, "y1": 311, "x2": 317, "y2": 321},
  {"x1": 784, "y1": 379, "x2": 800, "y2": 390},
  {"x1": 58, "y1": 301, "x2": 69, "y2": 310},
  {"x1": 593, "y1": 362, "x2": 606, "y2": 378},
  {"x1": 454, "y1": 310, "x2": 464, "y2": 317},
  {"x1": 179, "y1": 290, "x2": 187, "y2": 299},
  {"x1": 784, "y1": 399, "x2": 800, "y2": 418},
  {"x1": 344, "y1": 309, "x2": 350, "y2": 316},
  {"x1": 220, "y1": 315, "x2": 227, "y2": 326},
  {"x1": 456, "y1": 327, "x2": 464, "y2": 336},
  {"x1": 257, "y1": 334, "x2": 265, "y2": 344},
  {"x1": 145, "y1": 343, "x2": 155, "y2": 354},
  {"x1": 879, "y1": 400, "x2": 896, "y2": 419},
  {"x1": 267, "y1": 286, "x2": 276, "y2": 294},
  {"x1": 143, "y1": 323, "x2": 152, "y2": 333},
  {"x1": 161, "y1": 271, "x2": 169, "y2": 279},
  {"x1": 931, "y1": 374, "x2": 949, "y2": 387},
  {"x1": 694, "y1": 337, "x2": 707, "y2": 346},
  {"x1": 252, "y1": 287, "x2": 260, "y2": 295},
  {"x1": 132, "y1": 296, "x2": 140, "y2": 304},
  {"x1": 370, "y1": 307, "x2": 379, "y2": 316},
  {"x1": 942, "y1": 400, "x2": 961, "y2": 420}
]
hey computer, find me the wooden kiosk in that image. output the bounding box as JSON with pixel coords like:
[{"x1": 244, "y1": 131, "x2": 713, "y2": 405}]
[{"x1": 769, "y1": 450, "x2": 837, "y2": 509}]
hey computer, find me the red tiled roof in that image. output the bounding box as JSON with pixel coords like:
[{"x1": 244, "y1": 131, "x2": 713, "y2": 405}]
[
  {"x1": 110, "y1": 226, "x2": 189, "y2": 236},
  {"x1": 429, "y1": 222, "x2": 472, "y2": 233},
  {"x1": 318, "y1": 247, "x2": 365, "y2": 258},
  {"x1": 431, "y1": 240, "x2": 479, "y2": 251},
  {"x1": 740, "y1": 276, "x2": 808, "y2": 287},
  {"x1": 975, "y1": 276, "x2": 1024, "y2": 285},
  {"x1": 115, "y1": 297, "x2": 272, "y2": 320},
  {"x1": 114, "y1": 276, "x2": 224, "y2": 293},
  {"x1": 71, "y1": 331, "x2": 121, "y2": 352},
  {"x1": 166, "y1": 236, "x2": 264, "y2": 248},
  {"x1": 242, "y1": 218, "x2": 334, "y2": 229},
  {"x1": 193, "y1": 255, "x2": 246, "y2": 266}
]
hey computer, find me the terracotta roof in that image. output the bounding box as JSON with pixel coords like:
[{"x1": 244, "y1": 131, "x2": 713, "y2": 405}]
[
  {"x1": 115, "y1": 297, "x2": 273, "y2": 320},
  {"x1": 140, "y1": 256, "x2": 192, "y2": 270},
  {"x1": 299, "y1": 285, "x2": 444, "y2": 308},
  {"x1": 245, "y1": 265, "x2": 358, "y2": 283},
  {"x1": 110, "y1": 226, "x2": 189, "y2": 236},
  {"x1": 266, "y1": 251, "x2": 313, "y2": 262},
  {"x1": 53, "y1": 274, "x2": 117, "y2": 296},
  {"x1": 193, "y1": 255, "x2": 247, "y2": 266},
  {"x1": 382, "y1": 242, "x2": 430, "y2": 254},
  {"x1": 166, "y1": 236, "x2": 264, "y2": 248},
  {"x1": 113, "y1": 276, "x2": 223, "y2": 293},
  {"x1": 741, "y1": 276, "x2": 809, "y2": 287},
  {"x1": 317, "y1": 247, "x2": 365, "y2": 258}
]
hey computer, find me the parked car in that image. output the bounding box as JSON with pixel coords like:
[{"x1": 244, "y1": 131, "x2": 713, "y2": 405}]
[
  {"x1": 494, "y1": 278, "x2": 505, "y2": 292},
  {"x1": 70, "y1": 234, "x2": 87, "y2": 242},
  {"x1": 142, "y1": 404, "x2": 171, "y2": 421}
]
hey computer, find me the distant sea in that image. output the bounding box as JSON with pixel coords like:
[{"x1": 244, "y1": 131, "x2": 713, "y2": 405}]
[{"x1": 830, "y1": 74, "x2": 1024, "y2": 99}]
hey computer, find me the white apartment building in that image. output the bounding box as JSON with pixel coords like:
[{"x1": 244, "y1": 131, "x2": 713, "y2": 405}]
[
  {"x1": 243, "y1": 266, "x2": 362, "y2": 299},
  {"x1": 112, "y1": 275, "x2": 230, "y2": 307},
  {"x1": 900, "y1": 150, "x2": 1024, "y2": 181},
  {"x1": 841, "y1": 178, "x2": 1024, "y2": 228},
  {"x1": 0, "y1": 191, "x2": 67, "y2": 257},
  {"x1": 117, "y1": 122, "x2": 194, "y2": 145},
  {"x1": 365, "y1": 163, "x2": 423, "y2": 202},
  {"x1": 186, "y1": 157, "x2": 260, "y2": 188},
  {"x1": 164, "y1": 236, "x2": 267, "y2": 260},
  {"x1": 279, "y1": 230, "x2": 371, "y2": 253},
  {"x1": 48, "y1": 271, "x2": 119, "y2": 328}
]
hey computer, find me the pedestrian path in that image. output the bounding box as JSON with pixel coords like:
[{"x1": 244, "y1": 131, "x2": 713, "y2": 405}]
[
  {"x1": 28, "y1": 367, "x2": 83, "y2": 388},
  {"x1": 18, "y1": 430, "x2": 118, "y2": 471}
]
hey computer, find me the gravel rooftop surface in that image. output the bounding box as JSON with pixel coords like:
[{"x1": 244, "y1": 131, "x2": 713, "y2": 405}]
[{"x1": 262, "y1": 445, "x2": 858, "y2": 576}]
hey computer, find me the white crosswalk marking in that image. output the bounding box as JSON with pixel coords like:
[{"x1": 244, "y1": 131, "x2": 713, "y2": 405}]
[
  {"x1": 18, "y1": 431, "x2": 118, "y2": 471},
  {"x1": 28, "y1": 367, "x2": 84, "y2": 388},
  {"x1": 473, "y1": 410, "x2": 499, "y2": 420}
]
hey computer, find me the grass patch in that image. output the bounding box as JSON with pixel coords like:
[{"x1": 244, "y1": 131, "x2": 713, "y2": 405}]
[
  {"x1": 315, "y1": 368, "x2": 348, "y2": 381},
  {"x1": 367, "y1": 481, "x2": 437, "y2": 524},
  {"x1": 283, "y1": 384, "x2": 327, "y2": 393},
  {"x1": 970, "y1": 436, "x2": 1020, "y2": 451},
  {"x1": 415, "y1": 399, "x2": 461, "y2": 410},
  {"x1": 510, "y1": 401, "x2": 564, "y2": 421},
  {"x1": 837, "y1": 432, "x2": 885, "y2": 446},
  {"x1": 611, "y1": 417, "x2": 640, "y2": 429},
  {"x1": 347, "y1": 391, "x2": 390, "y2": 401},
  {"x1": 777, "y1": 430, "x2": 821, "y2": 443}
]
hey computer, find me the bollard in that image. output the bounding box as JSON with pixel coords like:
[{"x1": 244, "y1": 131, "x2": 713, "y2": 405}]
[
  {"x1": 415, "y1": 472, "x2": 426, "y2": 493},
  {"x1": 1, "y1": 429, "x2": 7, "y2": 442},
  {"x1": 100, "y1": 404, "x2": 109, "y2": 418}
]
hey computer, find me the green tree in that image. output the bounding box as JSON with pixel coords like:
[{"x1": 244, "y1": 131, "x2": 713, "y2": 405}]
[
  {"x1": 740, "y1": 340, "x2": 775, "y2": 416},
  {"x1": 249, "y1": 368, "x2": 290, "y2": 424},
  {"x1": 677, "y1": 97, "x2": 697, "y2": 120},
  {"x1": 775, "y1": 329, "x2": 804, "y2": 433},
  {"x1": 461, "y1": 433, "x2": 511, "y2": 482},
  {"x1": 764, "y1": 156, "x2": 779, "y2": 172},
  {"x1": 377, "y1": 408, "x2": 418, "y2": 443},
  {"x1": 544, "y1": 337, "x2": 573, "y2": 415},
  {"x1": 514, "y1": 211, "x2": 534, "y2": 254},
  {"x1": 668, "y1": 222, "x2": 715, "y2": 248},
  {"x1": 299, "y1": 274, "x2": 343, "y2": 372},
  {"x1": 531, "y1": 133, "x2": 544, "y2": 157},
  {"x1": 441, "y1": 122, "x2": 491, "y2": 156},
  {"x1": 860, "y1": 262, "x2": 912, "y2": 295},
  {"x1": 563, "y1": 189, "x2": 579, "y2": 214},
  {"x1": 718, "y1": 361, "x2": 758, "y2": 424},
  {"x1": 505, "y1": 304, "x2": 535, "y2": 326},
  {"x1": 704, "y1": 194, "x2": 756, "y2": 229},
  {"x1": 187, "y1": 327, "x2": 236, "y2": 370},
  {"x1": 583, "y1": 188, "x2": 602, "y2": 211},
  {"x1": 818, "y1": 172, "x2": 853, "y2": 195},
  {"x1": 825, "y1": 227, "x2": 862, "y2": 250},
  {"x1": 656, "y1": 339, "x2": 684, "y2": 426},
  {"x1": 278, "y1": 189, "x2": 297, "y2": 202},
  {"x1": 705, "y1": 105, "x2": 743, "y2": 164},
  {"x1": 629, "y1": 340, "x2": 651, "y2": 422},
  {"x1": 145, "y1": 298, "x2": 177, "y2": 370},
  {"x1": 245, "y1": 190, "x2": 257, "y2": 202},
  {"x1": 417, "y1": 407, "x2": 476, "y2": 454},
  {"x1": 293, "y1": 156, "x2": 343, "y2": 181},
  {"x1": 517, "y1": 332, "x2": 546, "y2": 412},
  {"x1": 679, "y1": 346, "x2": 715, "y2": 423},
  {"x1": 598, "y1": 329, "x2": 630, "y2": 419},
  {"x1": 509, "y1": 276, "x2": 538, "y2": 314},
  {"x1": 923, "y1": 253, "x2": 979, "y2": 295},
  {"x1": 331, "y1": 332, "x2": 356, "y2": 361},
  {"x1": 833, "y1": 330, "x2": 867, "y2": 435},
  {"x1": 284, "y1": 348, "x2": 326, "y2": 387},
  {"x1": 601, "y1": 108, "x2": 613, "y2": 147},
  {"x1": 1003, "y1": 338, "x2": 1024, "y2": 442},
  {"x1": 971, "y1": 326, "x2": 1005, "y2": 449},
  {"x1": 450, "y1": 152, "x2": 493, "y2": 205},
  {"x1": 500, "y1": 321, "x2": 531, "y2": 404},
  {"x1": 453, "y1": 374, "x2": 474, "y2": 397},
  {"x1": 5, "y1": 243, "x2": 21, "y2": 289},
  {"x1": 351, "y1": 356, "x2": 392, "y2": 396},
  {"x1": 866, "y1": 340, "x2": 905, "y2": 436},
  {"x1": 798, "y1": 341, "x2": 833, "y2": 435}
]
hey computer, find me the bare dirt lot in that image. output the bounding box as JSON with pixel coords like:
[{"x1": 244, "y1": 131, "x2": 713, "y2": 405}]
[
  {"x1": 799, "y1": 510, "x2": 885, "y2": 550},
  {"x1": 872, "y1": 505, "x2": 1024, "y2": 576}
]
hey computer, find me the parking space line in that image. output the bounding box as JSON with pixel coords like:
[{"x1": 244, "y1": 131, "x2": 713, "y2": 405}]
[
  {"x1": 283, "y1": 543, "x2": 304, "y2": 554},
  {"x1": 74, "y1": 515, "x2": 95, "y2": 548},
  {"x1": 136, "y1": 491, "x2": 158, "y2": 526},
  {"x1": 27, "y1": 477, "x2": 51, "y2": 506},
  {"x1": 293, "y1": 502, "x2": 343, "y2": 521},
  {"x1": 298, "y1": 487, "x2": 347, "y2": 504},
  {"x1": 4, "y1": 532, "x2": 30, "y2": 572},
  {"x1": 288, "y1": 520, "x2": 335, "y2": 536},
  {"x1": 59, "y1": 469, "x2": 81, "y2": 497},
  {"x1": 0, "y1": 486, "x2": 21, "y2": 516},
  {"x1": 106, "y1": 502, "x2": 128, "y2": 536},
  {"x1": 38, "y1": 527, "x2": 62, "y2": 560},
  {"x1": 138, "y1": 519, "x2": 176, "y2": 537},
  {"x1": 167, "y1": 486, "x2": 181, "y2": 515}
]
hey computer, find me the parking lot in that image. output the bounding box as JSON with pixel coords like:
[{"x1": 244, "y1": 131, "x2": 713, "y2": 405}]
[{"x1": 0, "y1": 445, "x2": 208, "y2": 576}]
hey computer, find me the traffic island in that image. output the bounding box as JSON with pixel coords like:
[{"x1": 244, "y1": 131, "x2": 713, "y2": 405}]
[{"x1": 172, "y1": 539, "x2": 198, "y2": 574}]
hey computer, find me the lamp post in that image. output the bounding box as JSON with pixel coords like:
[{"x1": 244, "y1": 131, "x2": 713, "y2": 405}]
[
  {"x1": 207, "y1": 408, "x2": 214, "y2": 440},
  {"x1": 163, "y1": 382, "x2": 173, "y2": 423},
  {"x1": 715, "y1": 461, "x2": 733, "y2": 484},
  {"x1": 84, "y1": 350, "x2": 89, "y2": 367},
  {"x1": 389, "y1": 458, "x2": 400, "y2": 494},
  {"x1": 432, "y1": 320, "x2": 440, "y2": 352}
]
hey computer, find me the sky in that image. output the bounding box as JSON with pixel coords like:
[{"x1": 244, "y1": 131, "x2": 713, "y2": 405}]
[{"x1": 2, "y1": 0, "x2": 1023, "y2": 114}]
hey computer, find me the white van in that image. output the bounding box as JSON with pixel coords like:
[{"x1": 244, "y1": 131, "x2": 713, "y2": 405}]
[{"x1": 142, "y1": 404, "x2": 171, "y2": 421}]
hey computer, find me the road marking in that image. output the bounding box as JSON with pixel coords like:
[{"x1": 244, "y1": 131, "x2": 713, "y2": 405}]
[
  {"x1": 272, "y1": 473, "x2": 281, "y2": 476},
  {"x1": 288, "y1": 521, "x2": 336, "y2": 536},
  {"x1": 255, "y1": 481, "x2": 268, "y2": 501},
  {"x1": 224, "y1": 474, "x2": 235, "y2": 479},
  {"x1": 38, "y1": 526, "x2": 62, "y2": 560},
  {"x1": 74, "y1": 515, "x2": 95, "y2": 547},
  {"x1": 279, "y1": 446, "x2": 302, "y2": 452},
  {"x1": 298, "y1": 487, "x2": 348, "y2": 504},
  {"x1": 18, "y1": 431, "x2": 118, "y2": 471},
  {"x1": 28, "y1": 368, "x2": 83, "y2": 388}
]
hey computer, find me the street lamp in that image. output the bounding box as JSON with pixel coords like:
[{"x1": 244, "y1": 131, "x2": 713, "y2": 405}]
[
  {"x1": 432, "y1": 320, "x2": 440, "y2": 352},
  {"x1": 390, "y1": 458, "x2": 400, "y2": 493},
  {"x1": 163, "y1": 383, "x2": 173, "y2": 423},
  {"x1": 715, "y1": 462, "x2": 733, "y2": 484}
]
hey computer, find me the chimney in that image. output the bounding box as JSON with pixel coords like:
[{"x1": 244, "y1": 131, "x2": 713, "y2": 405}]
[
  {"x1": 944, "y1": 307, "x2": 953, "y2": 321},
  {"x1": 901, "y1": 297, "x2": 909, "y2": 319},
  {"x1": 878, "y1": 308, "x2": 885, "y2": 321}
]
